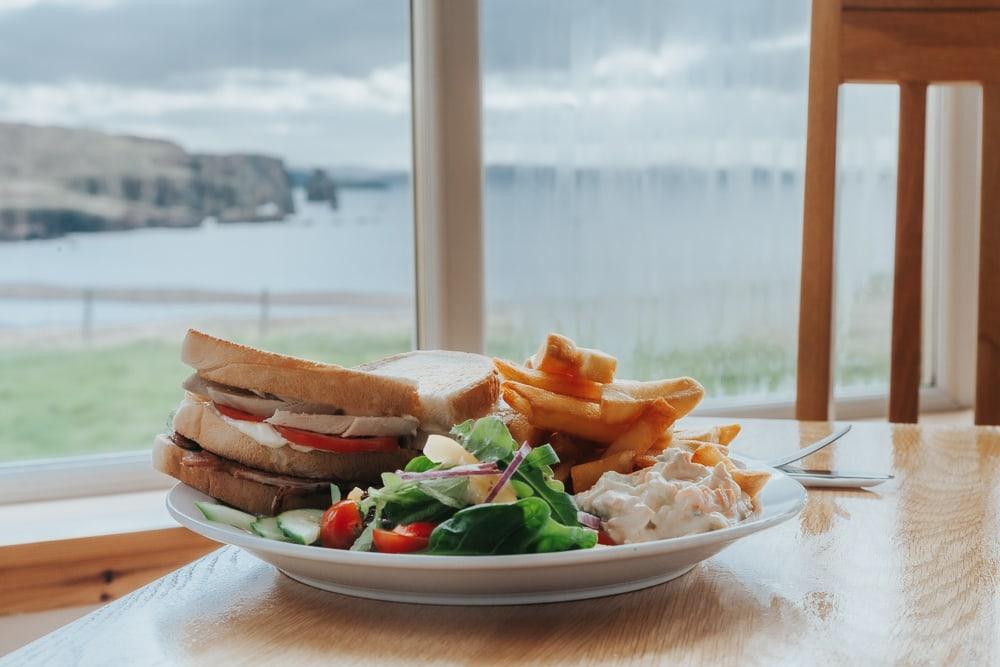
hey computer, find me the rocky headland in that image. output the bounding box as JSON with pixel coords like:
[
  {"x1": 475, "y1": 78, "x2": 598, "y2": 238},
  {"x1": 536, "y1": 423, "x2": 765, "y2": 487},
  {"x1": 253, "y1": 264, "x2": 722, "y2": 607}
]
[{"x1": 0, "y1": 123, "x2": 294, "y2": 241}]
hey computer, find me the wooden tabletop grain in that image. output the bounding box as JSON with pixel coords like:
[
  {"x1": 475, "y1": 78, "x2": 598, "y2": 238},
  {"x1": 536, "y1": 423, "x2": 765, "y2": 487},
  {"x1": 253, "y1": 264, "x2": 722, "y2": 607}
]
[{"x1": 6, "y1": 419, "x2": 1000, "y2": 666}]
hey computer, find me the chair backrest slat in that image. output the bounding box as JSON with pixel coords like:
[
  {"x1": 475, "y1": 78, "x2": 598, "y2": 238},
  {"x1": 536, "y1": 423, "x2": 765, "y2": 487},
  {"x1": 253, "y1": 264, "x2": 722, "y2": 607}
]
[
  {"x1": 888, "y1": 82, "x2": 927, "y2": 424},
  {"x1": 796, "y1": 0, "x2": 842, "y2": 422},
  {"x1": 976, "y1": 84, "x2": 1000, "y2": 425}
]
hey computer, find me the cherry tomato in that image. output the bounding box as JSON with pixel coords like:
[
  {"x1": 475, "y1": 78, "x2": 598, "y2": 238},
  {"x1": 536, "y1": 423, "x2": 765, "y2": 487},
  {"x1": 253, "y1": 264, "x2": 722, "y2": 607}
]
[
  {"x1": 395, "y1": 522, "x2": 437, "y2": 539},
  {"x1": 320, "y1": 501, "x2": 364, "y2": 549},
  {"x1": 372, "y1": 522, "x2": 438, "y2": 553},
  {"x1": 273, "y1": 425, "x2": 399, "y2": 453},
  {"x1": 597, "y1": 529, "x2": 617, "y2": 546},
  {"x1": 214, "y1": 403, "x2": 267, "y2": 422}
]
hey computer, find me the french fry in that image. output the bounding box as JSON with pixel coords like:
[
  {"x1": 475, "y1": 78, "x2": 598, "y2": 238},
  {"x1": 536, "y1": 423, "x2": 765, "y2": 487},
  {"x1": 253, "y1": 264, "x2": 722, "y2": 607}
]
[
  {"x1": 635, "y1": 454, "x2": 658, "y2": 469},
  {"x1": 571, "y1": 451, "x2": 634, "y2": 493},
  {"x1": 732, "y1": 469, "x2": 771, "y2": 498},
  {"x1": 604, "y1": 377, "x2": 705, "y2": 418},
  {"x1": 598, "y1": 385, "x2": 649, "y2": 424},
  {"x1": 493, "y1": 404, "x2": 550, "y2": 446},
  {"x1": 603, "y1": 398, "x2": 677, "y2": 458},
  {"x1": 494, "y1": 358, "x2": 603, "y2": 401},
  {"x1": 717, "y1": 424, "x2": 741, "y2": 445},
  {"x1": 691, "y1": 443, "x2": 732, "y2": 469},
  {"x1": 672, "y1": 438, "x2": 703, "y2": 454},
  {"x1": 690, "y1": 444, "x2": 769, "y2": 497},
  {"x1": 674, "y1": 423, "x2": 741, "y2": 446},
  {"x1": 649, "y1": 431, "x2": 673, "y2": 453},
  {"x1": 576, "y1": 350, "x2": 617, "y2": 384},
  {"x1": 552, "y1": 462, "x2": 572, "y2": 483},
  {"x1": 547, "y1": 432, "x2": 601, "y2": 466},
  {"x1": 502, "y1": 382, "x2": 629, "y2": 443},
  {"x1": 530, "y1": 333, "x2": 617, "y2": 383}
]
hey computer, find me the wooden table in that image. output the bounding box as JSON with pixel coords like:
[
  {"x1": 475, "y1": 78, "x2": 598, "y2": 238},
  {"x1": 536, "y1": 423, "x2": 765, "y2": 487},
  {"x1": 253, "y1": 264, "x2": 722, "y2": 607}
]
[{"x1": 6, "y1": 420, "x2": 1000, "y2": 665}]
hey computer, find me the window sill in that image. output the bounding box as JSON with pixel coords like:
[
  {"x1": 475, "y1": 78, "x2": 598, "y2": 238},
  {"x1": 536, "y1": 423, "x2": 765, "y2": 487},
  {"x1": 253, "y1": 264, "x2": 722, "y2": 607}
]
[{"x1": 0, "y1": 490, "x2": 216, "y2": 615}]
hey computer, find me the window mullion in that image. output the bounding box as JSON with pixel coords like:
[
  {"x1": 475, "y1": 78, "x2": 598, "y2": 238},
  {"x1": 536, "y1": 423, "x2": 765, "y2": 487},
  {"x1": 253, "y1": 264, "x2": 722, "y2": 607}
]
[{"x1": 410, "y1": 0, "x2": 485, "y2": 353}]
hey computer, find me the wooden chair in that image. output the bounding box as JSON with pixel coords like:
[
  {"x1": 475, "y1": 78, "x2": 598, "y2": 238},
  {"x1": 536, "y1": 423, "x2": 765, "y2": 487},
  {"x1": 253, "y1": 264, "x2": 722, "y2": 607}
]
[{"x1": 796, "y1": 0, "x2": 1000, "y2": 424}]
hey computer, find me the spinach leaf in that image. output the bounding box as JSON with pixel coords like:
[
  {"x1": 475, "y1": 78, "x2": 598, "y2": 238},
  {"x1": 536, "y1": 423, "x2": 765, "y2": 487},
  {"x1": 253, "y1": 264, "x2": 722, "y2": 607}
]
[
  {"x1": 513, "y1": 466, "x2": 580, "y2": 526},
  {"x1": 404, "y1": 455, "x2": 437, "y2": 473},
  {"x1": 524, "y1": 444, "x2": 558, "y2": 469},
  {"x1": 426, "y1": 497, "x2": 597, "y2": 555},
  {"x1": 450, "y1": 417, "x2": 517, "y2": 463},
  {"x1": 511, "y1": 479, "x2": 534, "y2": 497}
]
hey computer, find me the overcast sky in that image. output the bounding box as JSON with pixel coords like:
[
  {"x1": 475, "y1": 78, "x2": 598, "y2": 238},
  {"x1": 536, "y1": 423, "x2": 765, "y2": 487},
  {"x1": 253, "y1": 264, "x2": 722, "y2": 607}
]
[{"x1": 0, "y1": 0, "x2": 895, "y2": 170}]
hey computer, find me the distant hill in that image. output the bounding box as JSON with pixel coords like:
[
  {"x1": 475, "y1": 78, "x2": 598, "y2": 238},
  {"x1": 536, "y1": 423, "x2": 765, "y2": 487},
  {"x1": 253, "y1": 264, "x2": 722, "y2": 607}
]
[{"x1": 0, "y1": 123, "x2": 294, "y2": 241}]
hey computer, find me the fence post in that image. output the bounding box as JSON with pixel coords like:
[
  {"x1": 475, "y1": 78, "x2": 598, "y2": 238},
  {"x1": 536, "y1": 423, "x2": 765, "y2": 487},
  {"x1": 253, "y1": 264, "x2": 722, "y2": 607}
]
[
  {"x1": 259, "y1": 289, "x2": 270, "y2": 338},
  {"x1": 82, "y1": 288, "x2": 94, "y2": 343}
]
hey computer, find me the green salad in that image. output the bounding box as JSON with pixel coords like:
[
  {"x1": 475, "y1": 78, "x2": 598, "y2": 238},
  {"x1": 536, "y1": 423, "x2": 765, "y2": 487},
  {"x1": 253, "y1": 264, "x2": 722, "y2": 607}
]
[{"x1": 195, "y1": 417, "x2": 601, "y2": 555}]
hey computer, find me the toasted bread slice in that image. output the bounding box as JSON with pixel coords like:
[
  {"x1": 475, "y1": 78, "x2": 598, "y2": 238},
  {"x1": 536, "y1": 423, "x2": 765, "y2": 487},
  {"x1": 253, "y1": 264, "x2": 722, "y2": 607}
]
[
  {"x1": 182, "y1": 330, "x2": 500, "y2": 427},
  {"x1": 152, "y1": 435, "x2": 332, "y2": 516},
  {"x1": 172, "y1": 397, "x2": 416, "y2": 480},
  {"x1": 356, "y1": 350, "x2": 500, "y2": 430},
  {"x1": 182, "y1": 329, "x2": 421, "y2": 419}
]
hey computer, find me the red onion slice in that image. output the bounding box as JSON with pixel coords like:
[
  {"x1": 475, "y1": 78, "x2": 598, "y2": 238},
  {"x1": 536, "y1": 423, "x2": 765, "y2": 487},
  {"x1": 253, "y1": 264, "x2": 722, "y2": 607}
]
[
  {"x1": 396, "y1": 462, "x2": 500, "y2": 481},
  {"x1": 577, "y1": 511, "x2": 602, "y2": 530},
  {"x1": 483, "y1": 442, "x2": 532, "y2": 504}
]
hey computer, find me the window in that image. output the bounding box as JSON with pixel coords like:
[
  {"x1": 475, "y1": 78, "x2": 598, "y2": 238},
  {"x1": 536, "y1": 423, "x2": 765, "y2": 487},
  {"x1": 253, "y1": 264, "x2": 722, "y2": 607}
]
[
  {"x1": 0, "y1": 0, "x2": 413, "y2": 463},
  {"x1": 480, "y1": 0, "x2": 904, "y2": 406}
]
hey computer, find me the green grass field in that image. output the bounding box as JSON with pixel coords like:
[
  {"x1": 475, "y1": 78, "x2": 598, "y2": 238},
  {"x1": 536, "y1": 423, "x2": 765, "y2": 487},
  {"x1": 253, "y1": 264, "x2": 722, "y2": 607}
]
[{"x1": 0, "y1": 323, "x2": 888, "y2": 462}]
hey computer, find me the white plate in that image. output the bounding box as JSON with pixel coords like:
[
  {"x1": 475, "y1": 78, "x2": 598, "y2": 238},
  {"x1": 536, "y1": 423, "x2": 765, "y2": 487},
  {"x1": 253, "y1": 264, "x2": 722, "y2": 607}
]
[{"x1": 166, "y1": 460, "x2": 806, "y2": 605}]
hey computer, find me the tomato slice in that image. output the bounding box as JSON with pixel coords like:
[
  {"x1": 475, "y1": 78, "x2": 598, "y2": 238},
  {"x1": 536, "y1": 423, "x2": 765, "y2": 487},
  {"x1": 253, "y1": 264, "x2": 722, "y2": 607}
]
[
  {"x1": 273, "y1": 425, "x2": 399, "y2": 454},
  {"x1": 372, "y1": 522, "x2": 437, "y2": 554},
  {"x1": 597, "y1": 529, "x2": 617, "y2": 546},
  {"x1": 320, "y1": 501, "x2": 364, "y2": 549},
  {"x1": 214, "y1": 403, "x2": 267, "y2": 422}
]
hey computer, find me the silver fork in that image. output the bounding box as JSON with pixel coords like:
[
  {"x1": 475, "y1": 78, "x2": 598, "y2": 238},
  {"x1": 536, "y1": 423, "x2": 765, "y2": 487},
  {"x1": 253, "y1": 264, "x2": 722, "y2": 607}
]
[
  {"x1": 742, "y1": 424, "x2": 892, "y2": 488},
  {"x1": 764, "y1": 424, "x2": 852, "y2": 468}
]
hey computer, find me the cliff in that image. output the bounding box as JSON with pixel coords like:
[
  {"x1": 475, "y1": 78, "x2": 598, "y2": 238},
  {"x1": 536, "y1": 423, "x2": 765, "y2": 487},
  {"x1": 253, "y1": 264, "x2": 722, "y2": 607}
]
[
  {"x1": 0, "y1": 123, "x2": 294, "y2": 241},
  {"x1": 304, "y1": 168, "x2": 338, "y2": 209}
]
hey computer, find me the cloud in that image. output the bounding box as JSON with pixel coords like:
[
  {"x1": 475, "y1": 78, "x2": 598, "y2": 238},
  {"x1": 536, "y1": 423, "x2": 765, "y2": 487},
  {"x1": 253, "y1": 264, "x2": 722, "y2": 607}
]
[
  {"x1": 0, "y1": 0, "x2": 410, "y2": 84},
  {"x1": 748, "y1": 31, "x2": 809, "y2": 53},
  {"x1": 0, "y1": 0, "x2": 115, "y2": 12},
  {"x1": 592, "y1": 44, "x2": 707, "y2": 80},
  {"x1": 0, "y1": 64, "x2": 410, "y2": 123}
]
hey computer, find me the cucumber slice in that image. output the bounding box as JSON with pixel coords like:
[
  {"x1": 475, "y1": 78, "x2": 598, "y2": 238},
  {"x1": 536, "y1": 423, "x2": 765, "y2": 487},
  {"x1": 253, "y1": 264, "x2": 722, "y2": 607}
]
[
  {"x1": 276, "y1": 509, "x2": 325, "y2": 545},
  {"x1": 195, "y1": 501, "x2": 256, "y2": 531},
  {"x1": 250, "y1": 517, "x2": 290, "y2": 542}
]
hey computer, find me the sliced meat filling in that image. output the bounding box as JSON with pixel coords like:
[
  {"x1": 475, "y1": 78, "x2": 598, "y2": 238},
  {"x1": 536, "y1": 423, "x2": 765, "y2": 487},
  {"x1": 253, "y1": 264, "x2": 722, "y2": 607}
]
[{"x1": 182, "y1": 373, "x2": 419, "y2": 438}]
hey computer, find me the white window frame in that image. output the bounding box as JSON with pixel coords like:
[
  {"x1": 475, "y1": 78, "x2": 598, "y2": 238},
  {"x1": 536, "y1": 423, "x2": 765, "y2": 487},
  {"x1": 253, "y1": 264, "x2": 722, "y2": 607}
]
[{"x1": 0, "y1": 7, "x2": 981, "y2": 505}]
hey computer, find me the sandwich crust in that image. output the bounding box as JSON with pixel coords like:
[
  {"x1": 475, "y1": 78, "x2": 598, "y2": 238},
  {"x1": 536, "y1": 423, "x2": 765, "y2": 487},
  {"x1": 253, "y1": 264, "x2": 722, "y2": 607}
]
[
  {"x1": 152, "y1": 435, "x2": 332, "y2": 515},
  {"x1": 181, "y1": 330, "x2": 501, "y2": 428},
  {"x1": 172, "y1": 398, "x2": 416, "y2": 481}
]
